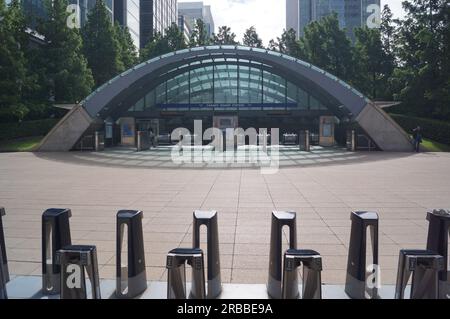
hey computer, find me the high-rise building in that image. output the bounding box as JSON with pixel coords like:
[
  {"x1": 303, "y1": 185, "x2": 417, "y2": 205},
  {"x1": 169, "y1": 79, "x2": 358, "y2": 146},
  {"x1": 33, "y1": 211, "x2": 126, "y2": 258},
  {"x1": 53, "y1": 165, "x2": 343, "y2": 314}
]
[
  {"x1": 18, "y1": 0, "x2": 114, "y2": 29},
  {"x1": 114, "y1": 0, "x2": 140, "y2": 49},
  {"x1": 140, "y1": 0, "x2": 178, "y2": 49},
  {"x1": 178, "y1": 14, "x2": 193, "y2": 42},
  {"x1": 178, "y1": 1, "x2": 215, "y2": 37},
  {"x1": 286, "y1": 0, "x2": 381, "y2": 41}
]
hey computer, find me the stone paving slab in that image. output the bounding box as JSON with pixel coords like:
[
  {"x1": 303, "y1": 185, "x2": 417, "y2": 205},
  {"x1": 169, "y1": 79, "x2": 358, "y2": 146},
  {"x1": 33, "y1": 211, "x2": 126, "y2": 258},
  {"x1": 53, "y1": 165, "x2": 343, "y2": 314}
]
[
  {"x1": 1, "y1": 151, "x2": 450, "y2": 286},
  {"x1": 6, "y1": 276, "x2": 409, "y2": 299}
]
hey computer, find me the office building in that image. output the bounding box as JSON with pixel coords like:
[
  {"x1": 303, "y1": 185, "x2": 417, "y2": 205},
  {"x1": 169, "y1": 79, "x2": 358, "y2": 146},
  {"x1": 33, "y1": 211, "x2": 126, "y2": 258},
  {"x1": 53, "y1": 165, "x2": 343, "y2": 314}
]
[
  {"x1": 114, "y1": 0, "x2": 140, "y2": 49},
  {"x1": 286, "y1": 0, "x2": 381, "y2": 41},
  {"x1": 140, "y1": 0, "x2": 178, "y2": 49},
  {"x1": 178, "y1": 1, "x2": 214, "y2": 37},
  {"x1": 178, "y1": 14, "x2": 193, "y2": 42}
]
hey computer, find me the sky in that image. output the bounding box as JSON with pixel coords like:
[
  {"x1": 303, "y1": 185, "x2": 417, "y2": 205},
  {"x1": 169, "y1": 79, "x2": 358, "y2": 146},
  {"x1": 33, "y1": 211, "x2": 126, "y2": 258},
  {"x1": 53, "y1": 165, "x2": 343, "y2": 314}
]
[{"x1": 179, "y1": 0, "x2": 408, "y2": 46}]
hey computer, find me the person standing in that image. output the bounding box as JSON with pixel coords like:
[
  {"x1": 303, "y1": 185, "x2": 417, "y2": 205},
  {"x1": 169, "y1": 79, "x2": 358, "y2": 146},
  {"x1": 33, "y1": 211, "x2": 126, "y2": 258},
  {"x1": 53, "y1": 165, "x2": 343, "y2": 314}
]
[
  {"x1": 412, "y1": 126, "x2": 423, "y2": 153},
  {"x1": 148, "y1": 128, "x2": 156, "y2": 148}
]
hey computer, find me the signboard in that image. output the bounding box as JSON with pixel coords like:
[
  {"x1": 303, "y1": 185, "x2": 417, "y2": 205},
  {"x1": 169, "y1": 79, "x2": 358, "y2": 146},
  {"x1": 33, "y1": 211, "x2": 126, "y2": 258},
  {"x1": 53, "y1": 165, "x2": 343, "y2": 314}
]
[{"x1": 157, "y1": 103, "x2": 298, "y2": 109}]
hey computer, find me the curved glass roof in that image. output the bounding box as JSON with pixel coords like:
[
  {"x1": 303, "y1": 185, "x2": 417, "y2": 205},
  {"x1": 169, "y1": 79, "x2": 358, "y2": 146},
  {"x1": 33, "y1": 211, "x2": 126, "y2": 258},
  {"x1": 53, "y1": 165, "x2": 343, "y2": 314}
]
[
  {"x1": 82, "y1": 45, "x2": 369, "y2": 120},
  {"x1": 128, "y1": 62, "x2": 328, "y2": 112}
]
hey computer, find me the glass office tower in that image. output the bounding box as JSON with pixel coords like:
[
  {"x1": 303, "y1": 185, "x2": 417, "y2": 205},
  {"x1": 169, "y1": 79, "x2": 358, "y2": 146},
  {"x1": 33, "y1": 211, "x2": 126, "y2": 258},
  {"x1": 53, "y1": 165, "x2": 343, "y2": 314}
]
[
  {"x1": 178, "y1": 1, "x2": 215, "y2": 37},
  {"x1": 287, "y1": 0, "x2": 380, "y2": 41},
  {"x1": 140, "y1": 0, "x2": 178, "y2": 49},
  {"x1": 114, "y1": 0, "x2": 140, "y2": 49}
]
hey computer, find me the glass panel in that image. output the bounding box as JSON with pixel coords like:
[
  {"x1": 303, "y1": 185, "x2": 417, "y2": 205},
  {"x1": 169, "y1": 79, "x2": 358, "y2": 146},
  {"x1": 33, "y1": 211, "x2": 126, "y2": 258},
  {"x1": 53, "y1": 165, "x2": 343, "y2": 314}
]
[
  {"x1": 214, "y1": 64, "x2": 238, "y2": 104},
  {"x1": 145, "y1": 91, "x2": 155, "y2": 109},
  {"x1": 155, "y1": 83, "x2": 166, "y2": 105},
  {"x1": 297, "y1": 87, "x2": 309, "y2": 110},
  {"x1": 262, "y1": 71, "x2": 286, "y2": 106},
  {"x1": 287, "y1": 82, "x2": 297, "y2": 108},
  {"x1": 239, "y1": 65, "x2": 262, "y2": 105},
  {"x1": 191, "y1": 66, "x2": 213, "y2": 104},
  {"x1": 310, "y1": 95, "x2": 321, "y2": 110},
  {"x1": 134, "y1": 98, "x2": 144, "y2": 112}
]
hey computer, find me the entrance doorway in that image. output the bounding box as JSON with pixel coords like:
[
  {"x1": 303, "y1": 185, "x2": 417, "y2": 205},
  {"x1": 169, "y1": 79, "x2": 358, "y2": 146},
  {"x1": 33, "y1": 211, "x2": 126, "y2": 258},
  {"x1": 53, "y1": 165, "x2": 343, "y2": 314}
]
[{"x1": 213, "y1": 116, "x2": 238, "y2": 151}]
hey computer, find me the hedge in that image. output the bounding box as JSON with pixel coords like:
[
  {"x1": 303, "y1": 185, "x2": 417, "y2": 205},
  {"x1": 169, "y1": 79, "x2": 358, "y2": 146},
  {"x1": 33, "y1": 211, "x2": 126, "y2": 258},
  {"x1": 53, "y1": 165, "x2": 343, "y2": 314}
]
[
  {"x1": 0, "y1": 119, "x2": 59, "y2": 141},
  {"x1": 390, "y1": 114, "x2": 450, "y2": 146}
]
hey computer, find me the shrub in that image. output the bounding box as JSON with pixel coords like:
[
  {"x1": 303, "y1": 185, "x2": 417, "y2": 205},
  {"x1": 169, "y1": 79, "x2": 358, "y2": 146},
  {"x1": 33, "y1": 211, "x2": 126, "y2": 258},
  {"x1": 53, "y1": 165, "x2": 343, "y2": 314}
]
[
  {"x1": 0, "y1": 119, "x2": 59, "y2": 141},
  {"x1": 390, "y1": 114, "x2": 450, "y2": 146}
]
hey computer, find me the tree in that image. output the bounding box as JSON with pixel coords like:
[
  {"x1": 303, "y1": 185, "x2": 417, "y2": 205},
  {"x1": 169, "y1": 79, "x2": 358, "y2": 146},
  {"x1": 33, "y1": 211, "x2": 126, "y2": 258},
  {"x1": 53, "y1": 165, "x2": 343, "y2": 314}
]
[
  {"x1": 82, "y1": 0, "x2": 123, "y2": 87},
  {"x1": 268, "y1": 28, "x2": 302, "y2": 58},
  {"x1": 354, "y1": 27, "x2": 393, "y2": 99},
  {"x1": 140, "y1": 23, "x2": 186, "y2": 61},
  {"x1": 114, "y1": 24, "x2": 138, "y2": 70},
  {"x1": 299, "y1": 14, "x2": 354, "y2": 82},
  {"x1": 189, "y1": 19, "x2": 210, "y2": 47},
  {"x1": 212, "y1": 26, "x2": 238, "y2": 45},
  {"x1": 392, "y1": 0, "x2": 450, "y2": 120},
  {"x1": 35, "y1": 0, "x2": 94, "y2": 104},
  {"x1": 0, "y1": 0, "x2": 29, "y2": 121},
  {"x1": 165, "y1": 23, "x2": 187, "y2": 51},
  {"x1": 140, "y1": 32, "x2": 169, "y2": 61},
  {"x1": 243, "y1": 26, "x2": 263, "y2": 48}
]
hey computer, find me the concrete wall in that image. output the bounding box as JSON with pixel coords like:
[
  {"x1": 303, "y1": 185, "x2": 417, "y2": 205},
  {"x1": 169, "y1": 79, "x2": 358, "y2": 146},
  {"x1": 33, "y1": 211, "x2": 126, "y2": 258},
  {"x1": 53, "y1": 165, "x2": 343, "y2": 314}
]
[
  {"x1": 37, "y1": 105, "x2": 94, "y2": 152},
  {"x1": 356, "y1": 103, "x2": 414, "y2": 152}
]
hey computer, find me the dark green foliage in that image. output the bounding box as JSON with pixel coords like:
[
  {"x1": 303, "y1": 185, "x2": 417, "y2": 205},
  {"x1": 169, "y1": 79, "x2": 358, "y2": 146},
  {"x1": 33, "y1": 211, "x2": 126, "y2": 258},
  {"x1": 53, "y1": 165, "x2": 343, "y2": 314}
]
[
  {"x1": 390, "y1": 114, "x2": 450, "y2": 145},
  {"x1": 212, "y1": 26, "x2": 238, "y2": 45},
  {"x1": 243, "y1": 26, "x2": 263, "y2": 48},
  {"x1": 140, "y1": 23, "x2": 186, "y2": 61},
  {"x1": 82, "y1": 0, "x2": 123, "y2": 87},
  {"x1": 0, "y1": 119, "x2": 59, "y2": 141},
  {"x1": 299, "y1": 14, "x2": 355, "y2": 83},
  {"x1": 0, "y1": 0, "x2": 31, "y2": 121},
  {"x1": 37, "y1": 0, "x2": 94, "y2": 103},
  {"x1": 115, "y1": 24, "x2": 138, "y2": 70}
]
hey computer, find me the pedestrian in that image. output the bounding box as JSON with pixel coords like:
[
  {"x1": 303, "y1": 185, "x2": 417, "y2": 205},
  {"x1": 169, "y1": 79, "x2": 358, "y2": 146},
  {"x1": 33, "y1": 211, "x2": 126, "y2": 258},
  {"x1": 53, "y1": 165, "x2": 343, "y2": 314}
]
[
  {"x1": 148, "y1": 128, "x2": 156, "y2": 148},
  {"x1": 412, "y1": 126, "x2": 423, "y2": 153}
]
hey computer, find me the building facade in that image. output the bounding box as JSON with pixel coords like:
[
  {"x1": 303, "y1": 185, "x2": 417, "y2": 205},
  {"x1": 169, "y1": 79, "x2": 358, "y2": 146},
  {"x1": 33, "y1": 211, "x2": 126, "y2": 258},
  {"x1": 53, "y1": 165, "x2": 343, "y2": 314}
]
[
  {"x1": 17, "y1": 0, "x2": 114, "y2": 28},
  {"x1": 38, "y1": 46, "x2": 414, "y2": 152},
  {"x1": 286, "y1": 0, "x2": 381, "y2": 41},
  {"x1": 114, "y1": 0, "x2": 140, "y2": 49},
  {"x1": 178, "y1": 14, "x2": 193, "y2": 42},
  {"x1": 178, "y1": 1, "x2": 215, "y2": 37},
  {"x1": 140, "y1": 0, "x2": 178, "y2": 49}
]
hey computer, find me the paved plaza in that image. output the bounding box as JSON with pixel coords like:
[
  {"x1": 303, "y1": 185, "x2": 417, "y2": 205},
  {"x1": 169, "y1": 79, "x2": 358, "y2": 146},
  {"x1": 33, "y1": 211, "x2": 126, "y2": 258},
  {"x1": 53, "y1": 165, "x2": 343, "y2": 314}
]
[{"x1": 1, "y1": 149, "x2": 450, "y2": 288}]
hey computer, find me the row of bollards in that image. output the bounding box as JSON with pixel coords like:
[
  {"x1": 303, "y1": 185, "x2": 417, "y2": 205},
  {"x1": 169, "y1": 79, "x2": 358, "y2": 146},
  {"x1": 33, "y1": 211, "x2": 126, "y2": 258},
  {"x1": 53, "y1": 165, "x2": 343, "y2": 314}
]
[
  {"x1": 342, "y1": 210, "x2": 450, "y2": 300},
  {"x1": 0, "y1": 206, "x2": 449, "y2": 299}
]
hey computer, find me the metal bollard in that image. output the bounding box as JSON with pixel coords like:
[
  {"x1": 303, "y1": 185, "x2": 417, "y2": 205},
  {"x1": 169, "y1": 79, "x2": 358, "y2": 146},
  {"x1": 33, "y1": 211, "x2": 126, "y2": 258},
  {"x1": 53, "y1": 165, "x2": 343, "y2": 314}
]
[
  {"x1": 95, "y1": 131, "x2": 105, "y2": 151},
  {"x1": 267, "y1": 211, "x2": 297, "y2": 299},
  {"x1": 137, "y1": 131, "x2": 150, "y2": 152},
  {"x1": 116, "y1": 210, "x2": 147, "y2": 299},
  {"x1": 193, "y1": 211, "x2": 222, "y2": 299},
  {"x1": 42, "y1": 208, "x2": 72, "y2": 295},
  {"x1": 347, "y1": 130, "x2": 356, "y2": 152},
  {"x1": 0, "y1": 207, "x2": 8, "y2": 299},
  {"x1": 425, "y1": 209, "x2": 450, "y2": 299},
  {"x1": 395, "y1": 250, "x2": 444, "y2": 299},
  {"x1": 166, "y1": 248, "x2": 206, "y2": 299},
  {"x1": 345, "y1": 211, "x2": 379, "y2": 299},
  {"x1": 299, "y1": 130, "x2": 310, "y2": 152},
  {"x1": 282, "y1": 249, "x2": 322, "y2": 299},
  {"x1": 56, "y1": 245, "x2": 101, "y2": 299}
]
